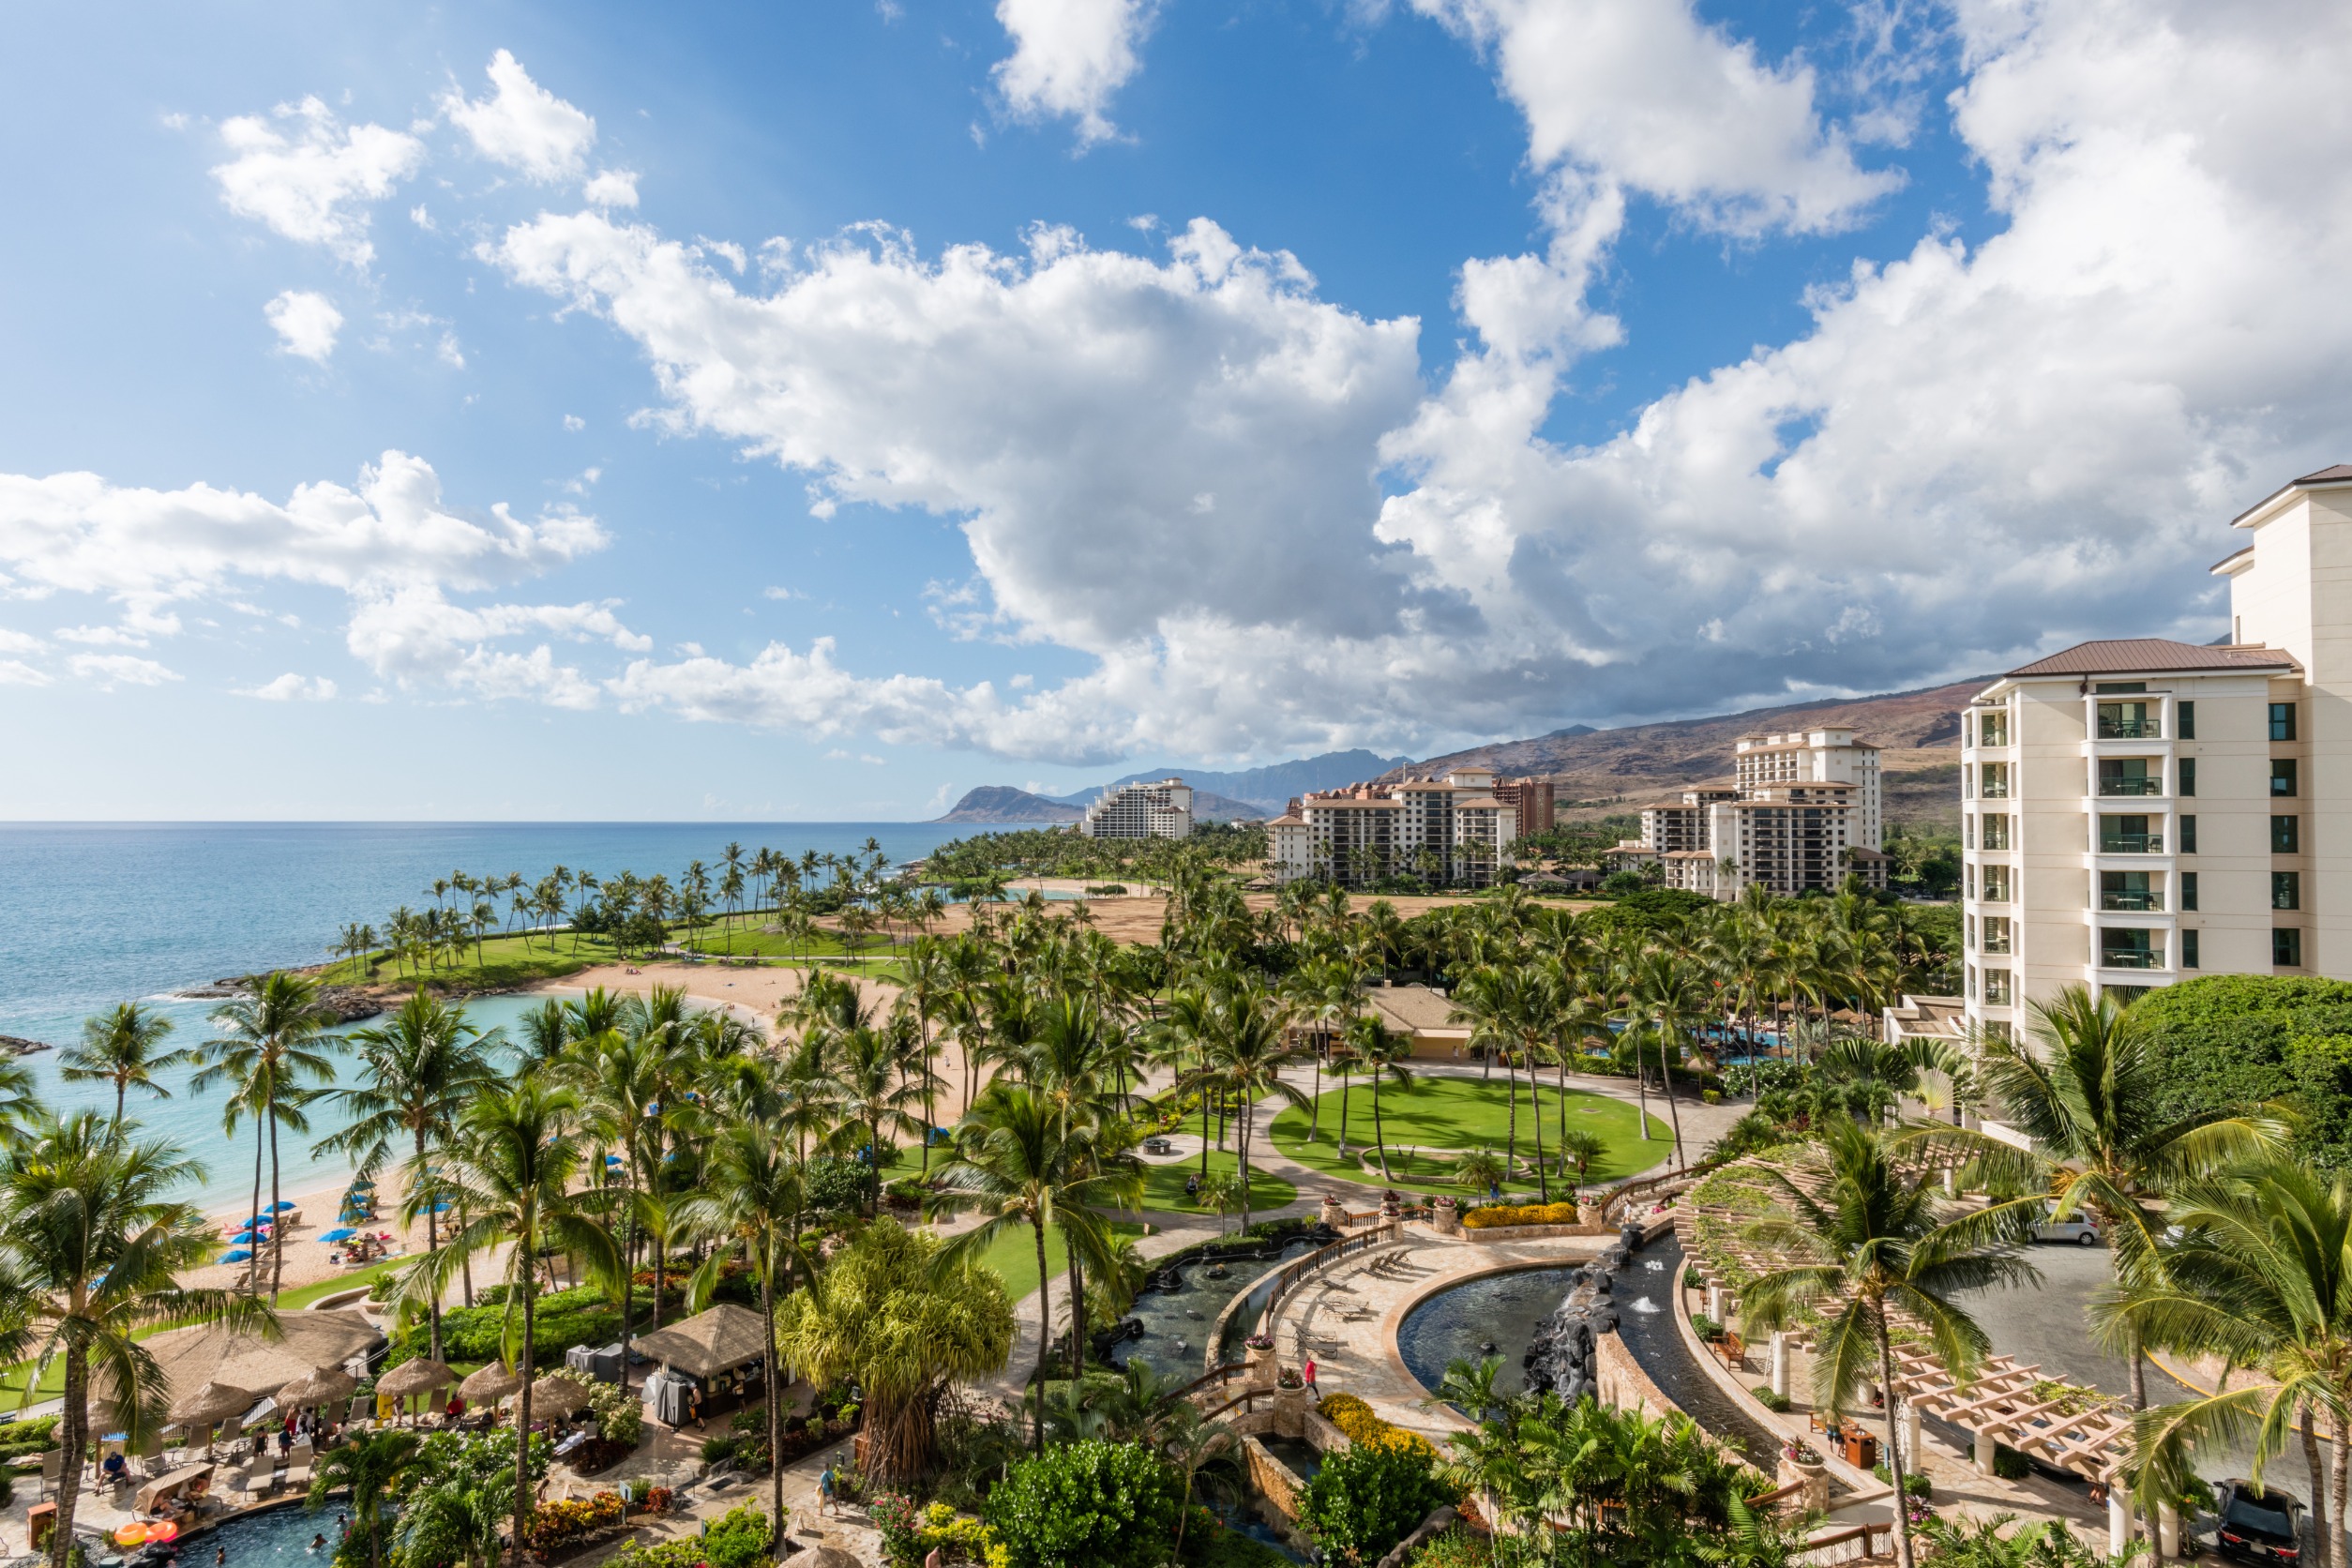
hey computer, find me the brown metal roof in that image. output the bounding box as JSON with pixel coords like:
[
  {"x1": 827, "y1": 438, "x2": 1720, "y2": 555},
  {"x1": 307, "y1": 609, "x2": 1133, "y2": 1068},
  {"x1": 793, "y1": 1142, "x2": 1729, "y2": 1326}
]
[
  {"x1": 2232, "y1": 463, "x2": 2352, "y2": 525},
  {"x1": 2002, "y1": 638, "x2": 2298, "y2": 678}
]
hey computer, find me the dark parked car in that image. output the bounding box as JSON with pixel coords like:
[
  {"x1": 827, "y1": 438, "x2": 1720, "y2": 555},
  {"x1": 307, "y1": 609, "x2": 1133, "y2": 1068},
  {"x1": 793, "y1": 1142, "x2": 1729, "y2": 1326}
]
[{"x1": 2214, "y1": 1480, "x2": 2303, "y2": 1562}]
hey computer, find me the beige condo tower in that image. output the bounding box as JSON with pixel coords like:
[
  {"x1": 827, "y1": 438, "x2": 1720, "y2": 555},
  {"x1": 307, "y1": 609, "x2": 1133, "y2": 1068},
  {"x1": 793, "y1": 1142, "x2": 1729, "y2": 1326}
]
[{"x1": 1959, "y1": 464, "x2": 2352, "y2": 1038}]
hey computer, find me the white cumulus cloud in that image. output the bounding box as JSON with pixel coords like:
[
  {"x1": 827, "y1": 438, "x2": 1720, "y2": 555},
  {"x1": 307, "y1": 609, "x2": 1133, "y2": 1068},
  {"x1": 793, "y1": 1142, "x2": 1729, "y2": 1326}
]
[
  {"x1": 244, "y1": 672, "x2": 337, "y2": 701},
  {"x1": 70, "y1": 654, "x2": 179, "y2": 688},
  {"x1": 212, "y1": 98, "x2": 425, "y2": 268},
  {"x1": 442, "y1": 50, "x2": 597, "y2": 183},
  {"x1": 582, "y1": 169, "x2": 639, "y2": 208},
  {"x1": 992, "y1": 0, "x2": 1156, "y2": 145},
  {"x1": 265, "y1": 289, "x2": 343, "y2": 362}
]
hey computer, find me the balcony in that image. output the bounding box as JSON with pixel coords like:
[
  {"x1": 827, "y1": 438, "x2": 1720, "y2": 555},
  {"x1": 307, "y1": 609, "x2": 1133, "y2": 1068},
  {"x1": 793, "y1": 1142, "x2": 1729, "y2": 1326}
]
[
  {"x1": 2096, "y1": 716, "x2": 2159, "y2": 740},
  {"x1": 2100, "y1": 948, "x2": 2166, "y2": 971},
  {"x1": 2099, "y1": 833, "x2": 2164, "y2": 854},
  {"x1": 2101, "y1": 891, "x2": 2164, "y2": 912},
  {"x1": 2098, "y1": 777, "x2": 2164, "y2": 797}
]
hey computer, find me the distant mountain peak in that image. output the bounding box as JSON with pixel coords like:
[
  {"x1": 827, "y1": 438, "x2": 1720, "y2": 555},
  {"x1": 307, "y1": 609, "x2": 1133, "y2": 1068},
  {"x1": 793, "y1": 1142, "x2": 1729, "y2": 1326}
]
[{"x1": 933, "y1": 786, "x2": 1080, "y2": 824}]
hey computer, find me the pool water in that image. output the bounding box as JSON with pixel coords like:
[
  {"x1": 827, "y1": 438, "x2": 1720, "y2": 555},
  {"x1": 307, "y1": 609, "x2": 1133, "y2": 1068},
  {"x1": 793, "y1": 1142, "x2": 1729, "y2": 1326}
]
[
  {"x1": 1397, "y1": 1265, "x2": 1584, "y2": 1399},
  {"x1": 134, "y1": 1502, "x2": 354, "y2": 1568}
]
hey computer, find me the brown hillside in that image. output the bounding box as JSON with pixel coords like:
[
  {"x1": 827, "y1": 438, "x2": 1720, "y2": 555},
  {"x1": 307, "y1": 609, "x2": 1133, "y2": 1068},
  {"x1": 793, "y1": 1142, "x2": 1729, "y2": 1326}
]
[{"x1": 1385, "y1": 678, "x2": 1983, "y2": 827}]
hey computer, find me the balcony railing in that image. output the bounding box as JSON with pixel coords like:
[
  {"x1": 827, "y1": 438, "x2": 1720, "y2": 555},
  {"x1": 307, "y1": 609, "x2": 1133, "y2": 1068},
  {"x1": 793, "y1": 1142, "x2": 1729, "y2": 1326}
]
[
  {"x1": 2101, "y1": 949, "x2": 2165, "y2": 971},
  {"x1": 2099, "y1": 777, "x2": 2163, "y2": 797},
  {"x1": 2101, "y1": 891, "x2": 2164, "y2": 912},
  {"x1": 2097, "y1": 717, "x2": 2159, "y2": 739},
  {"x1": 2100, "y1": 833, "x2": 2164, "y2": 853}
]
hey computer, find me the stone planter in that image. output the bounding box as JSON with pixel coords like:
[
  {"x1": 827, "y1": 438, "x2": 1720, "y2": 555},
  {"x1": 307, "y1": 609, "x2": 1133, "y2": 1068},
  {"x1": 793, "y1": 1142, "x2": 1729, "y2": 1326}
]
[
  {"x1": 1380, "y1": 1193, "x2": 1403, "y2": 1220},
  {"x1": 1576, "y1": 1200, "x2": 1601, "y2": 1228},
  {"x1": 1776, "y1": 1455, "x2": 1831, "y2": 1514},
  {"x1": 1272, "y1": 1383, "x2": 1309, "y2": 1437},
  {"x1": 1430, "y1": 1199, "x2": 1461, "y2": 1236},
  {"x1": 1246, "y1": 1341, "x2": 1280, "y2": 1389}
]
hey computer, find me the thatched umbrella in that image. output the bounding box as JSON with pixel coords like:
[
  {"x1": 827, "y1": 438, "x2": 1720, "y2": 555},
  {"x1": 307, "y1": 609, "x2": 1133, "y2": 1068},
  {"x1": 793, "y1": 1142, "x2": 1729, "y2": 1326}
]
[
  {"x1": 276, "y1": 1366, "x2": 357, "y2": 1410},
  {"x1": 458, "y1": 1363, "x2": 521, "y2": 1403},
  {"x1": 376, "y1": 1358, "x2": 456, "y2": 1397},
  {"x1": 167, "y1": 1381, "x2": 256, "y2": 1428},
  {"x1": 513, "y1": 1376, "x2": 595, "y2": 1417}
]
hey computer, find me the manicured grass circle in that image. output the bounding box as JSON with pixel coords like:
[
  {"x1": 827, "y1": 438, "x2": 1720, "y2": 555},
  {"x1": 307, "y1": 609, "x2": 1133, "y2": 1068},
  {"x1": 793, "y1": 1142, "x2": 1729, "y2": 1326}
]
[
  {"x1": 1267, "y1": 1075, "x2": 1671, "y2": 1199},
  {"x1": 1136, "y1": 1150, "x2": 1296, "y2": 1217}
]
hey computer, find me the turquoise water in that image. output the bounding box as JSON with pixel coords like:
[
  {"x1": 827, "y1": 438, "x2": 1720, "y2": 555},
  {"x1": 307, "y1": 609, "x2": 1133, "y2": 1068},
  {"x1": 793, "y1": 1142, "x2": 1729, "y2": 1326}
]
[{"x1": 0, "y1": 822, "x2": 961, "y2": 1211}]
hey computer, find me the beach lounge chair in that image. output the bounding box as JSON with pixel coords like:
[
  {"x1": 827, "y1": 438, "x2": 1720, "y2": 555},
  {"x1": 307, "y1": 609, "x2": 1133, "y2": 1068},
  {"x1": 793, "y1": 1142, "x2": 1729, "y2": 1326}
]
[
  {"x1": 240, "y1": 1451, "x2": 276, "y2": 1500},
  {"x1": 137, "y1": 1434, "x2": 170, "y2": 1478},
  {"x1": 283, "y1": 1448, "x2": 313, "y2": 1495}
]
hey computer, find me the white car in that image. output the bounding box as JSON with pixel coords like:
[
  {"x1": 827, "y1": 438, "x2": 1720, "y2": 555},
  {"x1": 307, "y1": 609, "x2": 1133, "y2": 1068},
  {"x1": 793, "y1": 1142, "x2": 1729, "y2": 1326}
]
[{"x1": 2032, "y1": 1205, "x2": 2103, "y2": 1246}]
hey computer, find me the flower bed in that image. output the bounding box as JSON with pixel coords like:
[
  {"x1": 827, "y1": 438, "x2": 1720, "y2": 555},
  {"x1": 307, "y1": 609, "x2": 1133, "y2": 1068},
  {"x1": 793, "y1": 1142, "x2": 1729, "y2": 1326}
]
[
  {"x1": 870, "y1": 1495, "x2": 1008, "y2": 1568},
  {"x1": 1316, "y1": 1394, "x2": 1439, "y2": 1462},
  {"x1": 1460, "y1": 1202, "x2": 1581, "y2": 1229},
  {"x1": 525, "y1": 1491, "x2": 626, "y2": 1554}
]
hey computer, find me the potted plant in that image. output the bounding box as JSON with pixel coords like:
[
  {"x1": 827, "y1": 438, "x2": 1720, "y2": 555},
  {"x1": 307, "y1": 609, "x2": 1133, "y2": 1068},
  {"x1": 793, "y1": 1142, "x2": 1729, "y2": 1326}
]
[{"x1": 1245, "y1": 1334, "x2": 1274, "y2": 1351}]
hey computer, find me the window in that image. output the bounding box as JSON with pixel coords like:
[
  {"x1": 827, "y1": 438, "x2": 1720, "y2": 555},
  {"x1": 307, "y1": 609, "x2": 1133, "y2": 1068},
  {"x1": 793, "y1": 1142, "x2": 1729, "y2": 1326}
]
[
  {"x1": 1980, "y1": 761, "x2": 2011, "y2": 799},
  {"x1": 2273, "y1": 815, "x2": 2301, "y2": 853},
  {"x1": 2275, "y1": 870, "x2": 2301, "y2": 911},
  {"x1": 1964, "y1": 815, "x2": 1974, "y2": 850},
  {"x1": 2180, "y1": 815, "x2": 2198, "y2": 853},
  {"x1": 2179, "y1": 758, "x2": 2196, "y2": 797},
  {"x1": 1978, "y1": 709, "x2": 2010, "y2": 746},
  {"x1": 2095, "y1": 682, "x2": 2148, "y2": 693},
  {"x1": 1965, "y1": 863, "x2": 1975, "y2": 900},
  {"x1": 1982, "y1": 814, "x2": 2013, "y2": 851},
  {"x1": 2101, "y1": 928, "x2": 2161, "y2": 970},
  {"x1": 2276, "y1": 927, "x2": 2304, "y2": 968},
  {"x1": 1981, "y1": 864, "x2": 2012, "y2": 901},
  {"x1": 2182, "y1": 928, "x2": 2200, "y2": 970},
  {"x1": 1966, "y1": 964, "x2": 1976, "y2": 1000},
  {"x1": 1983, "y1": 968, "x2": 2013, "y2": 1004},
  {"x1": 2102, "y1": 871, "x2": 2161, "y2": 912},
  {"x1": 1983, "y1": 916, "x2": 2013, "y2": 954},
  {"x1": 1983, "y1": 1019, "x2": 2013, "y2": 1041},
  {"x1": 1966, "y1": 914, "x2": 1976, "y2": 951},
  {"x1": 2273, "y1": 758, "x2": 2299, "y2": 797},
  {"x1": 2099, "y1": 814, "x2": 2161, "y2": 853},
  {"x1": 2098, "y1": 701, "x2": 2157, "y2": 739},
  {"x1": 2180, "y1": 871, "x2": 2199, "y2": 911},
  {"x1": 2271, "y1": 701, "x2": 2298, "y2": 742},
  {"x1": 2177, "y1": 700, "x2": 2196, "y2": 739},
  {"x1": 2098, "y1": 758, "x2": 2160, "y2": 797}
]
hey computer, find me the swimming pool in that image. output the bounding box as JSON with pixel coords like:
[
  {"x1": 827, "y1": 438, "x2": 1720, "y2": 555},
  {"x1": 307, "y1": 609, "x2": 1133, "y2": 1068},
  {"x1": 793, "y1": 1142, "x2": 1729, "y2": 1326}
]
[{"x1": 123, "y1": 1500, "x2": 367, "y2": 1568}]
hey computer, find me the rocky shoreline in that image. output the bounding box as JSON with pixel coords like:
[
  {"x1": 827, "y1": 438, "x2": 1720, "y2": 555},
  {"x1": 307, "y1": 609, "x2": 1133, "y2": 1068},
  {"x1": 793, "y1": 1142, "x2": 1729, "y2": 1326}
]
[
  {"x1": 171, "y1": 980, "x2": 387, "y2": 1022},
  {"x1": 0, "y1": 1034, "x2": 53, "y2": 1056}
]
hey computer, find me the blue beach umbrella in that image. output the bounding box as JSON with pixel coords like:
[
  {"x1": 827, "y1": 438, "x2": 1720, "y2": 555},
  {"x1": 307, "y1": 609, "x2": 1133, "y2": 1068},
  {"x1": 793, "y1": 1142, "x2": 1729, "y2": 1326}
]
[
  {"x1": 219, "y1": 1249, "x2": 252, "y2": 1264},
  {"x1": 321, "y1": 1229, "x2": 357, "y2": 1243},
  {"x1": 269, "y1": 1201, "x2": 296, "y2": 1213}
]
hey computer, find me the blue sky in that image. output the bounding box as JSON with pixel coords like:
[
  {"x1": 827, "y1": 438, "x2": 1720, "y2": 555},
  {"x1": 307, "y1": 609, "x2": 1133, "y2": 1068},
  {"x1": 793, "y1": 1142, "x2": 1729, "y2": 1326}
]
[{"x1": 2, "y1": 0, "x2": 2346, "y2": 820}]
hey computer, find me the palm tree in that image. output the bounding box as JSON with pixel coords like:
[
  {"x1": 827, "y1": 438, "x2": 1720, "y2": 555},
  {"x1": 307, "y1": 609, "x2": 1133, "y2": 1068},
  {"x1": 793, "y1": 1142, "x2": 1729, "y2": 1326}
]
[
  {"x1": 197, "y1": 972, "x2": 341, "y2": 1298},
  {"x1": 1451, "y1": 965, "x2": 1562, "y2": 1199},
  {"x1": 307, "y1": 1428, "x2": 421, "y2": 1568},
  {"x1": 399, "y1": 1082, "x2": 622, "y2": 1566},
  {"x1": 0, "y1": 1111, "x2": 276, "y2": 1568},
  {"x1": 60, "y1": 1002, "x2": 190, "y2": 1126},
  {"x1": 1345, "y1": 1014, "x2": 1415, "y2": 1184},
  {"x1": 676, "y1": 1123, "x2": 803, "y2": 1542},
  {"x1": 1973, "y1": 985, "x2": 2286, "y2": 1410},
  {"x1": 2110, "y1": 1163, "x2": 2352, "y2": 1568},
  {"x1": 1176, "y1": 986, "x2": 1305, "y2": 1233},
  {"x1": 1741, "y1": 1118, "x2": 2042, "y2": 1568},
  {"x1": 934, "y1": 1082, "x2": 1127, "y2": 1452},
  {"x1": 1624, "y1": 949, "x2": 1697, "y2": 1169},
  {"x1": 312, "y1": 990, "x2": 497, "y2": 1362}
]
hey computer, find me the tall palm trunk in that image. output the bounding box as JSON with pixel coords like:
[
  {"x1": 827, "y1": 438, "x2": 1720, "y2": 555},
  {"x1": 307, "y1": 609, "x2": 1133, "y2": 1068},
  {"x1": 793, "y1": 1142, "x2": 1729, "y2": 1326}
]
[
  {"x1": 513, "y1": 1279, "x2": 537, "y2": 1562},
  {"x1": 1528, "y1": 1046, "x2": 1549, "y2": 1204},
  {"x1": 249, "y1": 1131, "x2": 265, "y2": 1294},
  {"x1": 1877, "y1": 1317, "x2": 1917, "y2": 1568},
  {"x1": 1372, "y1": 1077, "x2": 1393, "y2": 1184},
  {"x1": 2301, "y1": 1407, "x2": 2330, "y2": 1568},
  {"x1": 1502, "y1": 1049, "x2": 1520, "y2": 1184},
  {"x1": 419, "y1": 1129, "x2": 443, "y2": 1361},
  {"x1": 1653, "y1": 1024, "x2": 1687, "y2": 1168},
  {"x1": 762, "y1": 1264, "x2": 783, "y2": 1546},
  {"x1": 48, "y1": 1346, "x2": 89, "y2": 1568},
  {"x1": 1556, "y1": 1053, "x2": 1572, "y2": 1177},
  {"x1": 1307, "y1": 1045, "x2": 1322, "y2": 1143},
  {"x1": 1030, "y1": 1218, "x2": 1052, "y2": 1454},
  {"x1": 2333, "y1": 1426, "x2": 2350, "y2": 1568},
  {"x1": 269, "y1": 1113, "x2": 286, "y2": 1300},
  {"x1": 1238, "y1": 1094, "x2": 1256, "y2": 1232},
  {"x1": 1336, "y1": 1070, "x2": 1352, "y2": 1157},
  {"x1": 1063, "y1": 1230, "x2": 1086, "y2": 1376}
]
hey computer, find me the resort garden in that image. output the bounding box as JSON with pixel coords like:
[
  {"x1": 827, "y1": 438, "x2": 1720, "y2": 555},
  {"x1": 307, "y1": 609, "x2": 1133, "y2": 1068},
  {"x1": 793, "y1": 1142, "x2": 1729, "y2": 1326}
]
[{"x1": 0, "y1": 836, "x2": 2028, "y2": 1568}]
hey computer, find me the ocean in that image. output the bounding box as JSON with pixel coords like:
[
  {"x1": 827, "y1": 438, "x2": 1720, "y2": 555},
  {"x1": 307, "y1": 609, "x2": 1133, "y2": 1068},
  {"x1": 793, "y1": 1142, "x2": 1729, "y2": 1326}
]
[{"x1": 0, "y1": 822, "x2": 962, "y2": 1208}]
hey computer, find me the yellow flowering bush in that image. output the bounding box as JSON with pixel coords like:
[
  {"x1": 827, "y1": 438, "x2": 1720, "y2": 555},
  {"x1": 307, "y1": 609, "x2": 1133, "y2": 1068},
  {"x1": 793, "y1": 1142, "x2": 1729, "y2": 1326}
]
[
  {"x1": 1460, "y1": 1201, "x2": 1581, "y2": 1229},
  {"x1": 1316, "y1": 1394, "x2": 1440, "y2": 1462}
]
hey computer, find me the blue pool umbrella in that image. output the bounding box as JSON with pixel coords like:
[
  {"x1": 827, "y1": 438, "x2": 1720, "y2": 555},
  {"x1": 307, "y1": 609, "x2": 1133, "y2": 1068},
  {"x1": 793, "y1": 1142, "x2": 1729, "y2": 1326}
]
[
  {"x1": 219, "y1": 1249, "x2": 252, "y2": 1264},
  {"x1": 429, "y1": 1201, "x2": 451, "y2": 1214},
  {"x1": 269, "y1": 1200, "x2": 296, "y2": 1212},
  {"x1": 321, "y1": 1229, "x2": 357, "y2": 1243}
]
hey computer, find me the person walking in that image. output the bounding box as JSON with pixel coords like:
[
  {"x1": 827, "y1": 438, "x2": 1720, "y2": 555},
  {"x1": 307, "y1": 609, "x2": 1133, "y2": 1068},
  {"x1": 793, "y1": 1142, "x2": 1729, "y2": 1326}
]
[
  {"x1": 1303, "y1": 1357, "x2": 1319, "y2": 1399},
  {"x1": 818, "y1": 1464, "x2": 837, "y2": 1518}
]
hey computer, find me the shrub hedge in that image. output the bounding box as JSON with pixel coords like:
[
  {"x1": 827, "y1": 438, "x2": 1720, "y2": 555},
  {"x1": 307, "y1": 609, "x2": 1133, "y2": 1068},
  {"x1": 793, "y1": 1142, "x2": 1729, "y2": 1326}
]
[{"x1": 2133, "y1": 976, "x2": 2352, "y2": 1169}]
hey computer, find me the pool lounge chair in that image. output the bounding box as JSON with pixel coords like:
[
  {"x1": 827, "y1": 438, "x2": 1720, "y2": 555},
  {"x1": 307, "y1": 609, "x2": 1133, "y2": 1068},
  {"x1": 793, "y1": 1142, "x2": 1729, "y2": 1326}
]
[
  {"x1": 283, "y1": 1449, "x2": 312, "y2": 1495},
  {"x1": 240, "y1": 1450, "x2": 277, "y2": 1500}
]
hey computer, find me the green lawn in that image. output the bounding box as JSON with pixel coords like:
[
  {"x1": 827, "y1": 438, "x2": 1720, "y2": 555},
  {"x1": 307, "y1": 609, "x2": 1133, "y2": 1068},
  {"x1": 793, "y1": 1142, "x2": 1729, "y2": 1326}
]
[
  {"x1": 1267, "y1": 1076, "x2": 1669, "y2": 1199},
  {"x1": 1136, "y1": 1152, "x2": 1296, "y2": 1217},
  {"x1": 963, "y1": 1218, "x2": 1149, "y2": 1302}
]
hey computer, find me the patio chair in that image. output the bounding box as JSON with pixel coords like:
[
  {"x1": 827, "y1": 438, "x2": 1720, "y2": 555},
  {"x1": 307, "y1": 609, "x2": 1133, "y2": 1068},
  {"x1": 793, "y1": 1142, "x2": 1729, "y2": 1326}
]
[
  {"x1": 241, "y1": 1450, "x2": 277, "y2": 1500},
  {"x1": 284, "y1": 1450, "x2": 313, "y2": 1495},
  {"x1": 38, "y1": 1450, "x2": 62, "y2": 1498},
  {"x1": 345, "y1": 1395, "x2": 372, "y2": 1429},
  {"x1": 137, "y1": 1434, "x2": 170, "y2": 1478}
]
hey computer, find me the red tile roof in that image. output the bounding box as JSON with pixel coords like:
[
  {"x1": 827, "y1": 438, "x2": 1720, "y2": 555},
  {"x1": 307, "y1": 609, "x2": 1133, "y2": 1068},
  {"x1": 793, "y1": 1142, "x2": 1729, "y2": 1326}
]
[{"x1": 2002, "y1": 639, "x2": 2298, "y2": 678}]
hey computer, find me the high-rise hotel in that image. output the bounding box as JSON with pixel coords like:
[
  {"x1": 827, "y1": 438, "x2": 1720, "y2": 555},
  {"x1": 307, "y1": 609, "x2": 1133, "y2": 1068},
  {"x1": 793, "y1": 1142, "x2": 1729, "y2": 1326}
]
[{"x1": 1960, "y1": 465, "x2": 2352, "y2": 1036}]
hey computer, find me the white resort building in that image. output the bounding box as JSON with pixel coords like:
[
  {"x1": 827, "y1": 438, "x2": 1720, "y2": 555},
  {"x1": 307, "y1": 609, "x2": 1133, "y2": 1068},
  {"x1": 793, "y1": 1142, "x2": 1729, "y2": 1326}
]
[
  {"x1": 1959, "y1": 464, "x2": 2352, "y2": 1037},
  {"x1": 1077, "y1": 777, "x2": 1195, "y2": 839},
  {"x1": 1266, "y1": 766, "x2": 1518, "y2": 887},
  {"x1": 1607, "y1": 727, "x2": 1889, "y2": 898}
]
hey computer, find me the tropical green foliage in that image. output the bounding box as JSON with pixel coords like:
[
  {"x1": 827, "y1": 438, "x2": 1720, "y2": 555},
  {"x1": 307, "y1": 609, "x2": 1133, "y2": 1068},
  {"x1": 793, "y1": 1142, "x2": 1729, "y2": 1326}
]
[
  {"x1": 2130, "y1": 976, "x2": 2352, "y2": 1169},
  {"x1": 1298, "y1": 1440, "x2": 1455, "y2": 1565},
  {"x1": 985, "y1": 1439, "x2": 1184, "y2": 1568}
]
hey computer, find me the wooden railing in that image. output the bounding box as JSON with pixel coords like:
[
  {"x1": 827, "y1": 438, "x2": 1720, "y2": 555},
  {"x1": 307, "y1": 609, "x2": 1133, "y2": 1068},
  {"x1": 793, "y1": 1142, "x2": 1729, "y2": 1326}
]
[
  {"x1": 1172, "y1": 1363, "x2": 1250, "y2": 1405},
  {"x1": 1790, "y1": 1523, "x2": 1893, "y2": 1564},
  {"x1": 1263, "y1": 1222, "x2": 1402, "y2": 1321},
  {"x1": 1604, "y1": 1169, "x2": 1691, "y2": 1225},
  {"x1": 1200, "y1": 1389, "x2": 1268, "y2": 1424}
]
